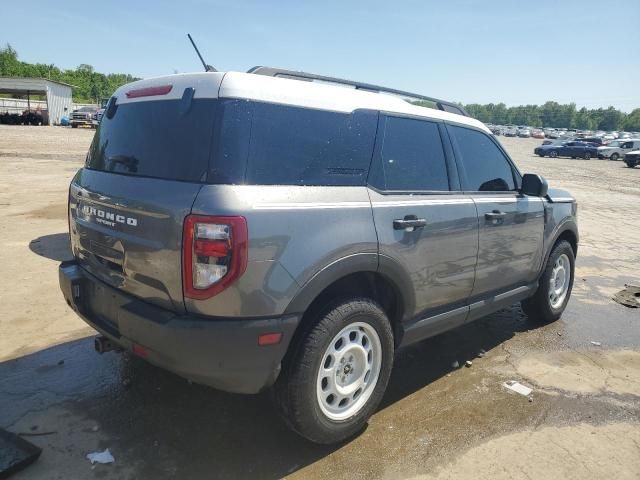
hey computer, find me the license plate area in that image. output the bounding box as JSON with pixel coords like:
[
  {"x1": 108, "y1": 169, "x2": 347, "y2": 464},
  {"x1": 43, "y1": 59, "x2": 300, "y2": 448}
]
[{"x1": 83, "y1": 279, "x2": 121, "y2": 338}]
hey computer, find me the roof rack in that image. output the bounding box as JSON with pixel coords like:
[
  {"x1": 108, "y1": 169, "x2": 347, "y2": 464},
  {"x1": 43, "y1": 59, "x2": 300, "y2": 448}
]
[{"x1": 247, "y1": 66, "x2": 469, "y2": 117}]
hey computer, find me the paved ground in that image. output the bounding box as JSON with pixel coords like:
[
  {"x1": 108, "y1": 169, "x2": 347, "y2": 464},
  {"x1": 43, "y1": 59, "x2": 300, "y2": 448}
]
[{"x1": 1, "y1": 125, "x2": 639, "y2": 479}]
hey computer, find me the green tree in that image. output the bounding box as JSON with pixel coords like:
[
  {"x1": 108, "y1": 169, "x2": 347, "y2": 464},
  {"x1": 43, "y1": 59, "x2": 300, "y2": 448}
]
[{"x1": 622, "y1": 109, "x2": 640, "y2": 131}]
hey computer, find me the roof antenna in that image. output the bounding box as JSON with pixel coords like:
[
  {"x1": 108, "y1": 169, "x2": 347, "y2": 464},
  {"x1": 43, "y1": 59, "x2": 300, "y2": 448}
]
[{"x1": 187, "y1": 33, "x2": 217, "y2": 72}]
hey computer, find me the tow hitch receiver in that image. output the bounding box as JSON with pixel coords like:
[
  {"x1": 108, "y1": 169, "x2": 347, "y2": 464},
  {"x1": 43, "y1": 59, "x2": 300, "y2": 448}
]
[{"x1": 94, "y1": 336, "x2": 121, "y2": 354}]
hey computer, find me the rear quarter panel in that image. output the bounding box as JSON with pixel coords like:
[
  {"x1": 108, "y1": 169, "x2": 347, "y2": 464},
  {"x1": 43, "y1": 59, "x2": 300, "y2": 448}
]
[{"x1": 187, "y1": 185, "x2": 378, "y2": 317}]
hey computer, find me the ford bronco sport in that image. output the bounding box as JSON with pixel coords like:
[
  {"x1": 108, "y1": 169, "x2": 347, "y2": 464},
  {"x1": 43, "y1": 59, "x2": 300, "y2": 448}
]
[{"x1": 59, "y1": 67, "x2": 578, "y2": 444}]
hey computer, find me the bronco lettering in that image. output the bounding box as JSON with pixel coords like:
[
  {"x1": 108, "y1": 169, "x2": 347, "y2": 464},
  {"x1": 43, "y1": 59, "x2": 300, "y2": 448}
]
[{"x1": 82, "y1": 205, "x2": 138, "y2": 226}]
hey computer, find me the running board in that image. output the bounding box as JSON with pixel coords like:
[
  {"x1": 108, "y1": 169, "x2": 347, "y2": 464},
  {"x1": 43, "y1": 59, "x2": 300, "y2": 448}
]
[{"x1": 401, "y1": 283, "x2": 537, "y2": 347}]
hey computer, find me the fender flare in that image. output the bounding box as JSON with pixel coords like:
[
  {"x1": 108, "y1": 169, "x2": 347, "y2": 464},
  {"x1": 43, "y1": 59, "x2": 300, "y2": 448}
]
[
  {"x1": 283, "y1": 253, "x2": 378, "y2": 316},
  {"x1": 540, "y1": 219, "x2": 579, "y2": 276},
  {"x1": 283, "y1": 253, "x2": 415, "y2": 322}
]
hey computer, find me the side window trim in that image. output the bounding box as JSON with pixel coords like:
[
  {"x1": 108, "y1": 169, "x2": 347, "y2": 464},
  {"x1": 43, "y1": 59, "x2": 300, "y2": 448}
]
[
  {"x1": 445, "y1": 122, "x2": 521, "y2": 194},
  {"x1": 438, "y1": 122, "x2": 462, "y2": 192},
  {"x1": 366, "y1": 113, "x2": 455, "y2": 195}
]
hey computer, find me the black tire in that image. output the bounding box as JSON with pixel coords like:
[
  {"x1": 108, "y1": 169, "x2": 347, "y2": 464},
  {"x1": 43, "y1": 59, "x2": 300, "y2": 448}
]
[
  {"x1": 272, "y1": 297, "x2": 395, "y2": 444},
  {"x1": 71, "y1": 124, "x2": 78, "y2": 128},
  {"x1": 550, "y1": 151, "x2": 558, "y2": 158},
  {"x1": 583, "y1": 152, "x2": 591, "y2": 160},
  {"x1": 610, "y1": 153, "x2": 619, "y2": 161},
  {"x1": 522, "y1": 240, "x2": 575, "y2": 323},
  {"x1": 626, "y1": 161, "x2": 637, "y2": 168},
  {"x1": 538, "y1": 153, "x2": 545, "y2": 157}
]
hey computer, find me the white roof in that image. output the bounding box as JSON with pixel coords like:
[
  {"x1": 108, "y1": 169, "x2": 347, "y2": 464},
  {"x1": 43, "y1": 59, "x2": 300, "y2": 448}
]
[{"x1": 113, "y1": 71, "x2": 488, "y2": 133}]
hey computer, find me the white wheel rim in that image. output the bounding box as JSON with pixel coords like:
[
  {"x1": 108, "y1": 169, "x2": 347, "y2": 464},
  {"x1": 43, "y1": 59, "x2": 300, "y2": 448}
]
[
  {"x1": 549, "y1": 254, "x2": 571, "y2": 309},
  {"x1": 316, "y1": 321, "x2": 382, "y2": 421}
]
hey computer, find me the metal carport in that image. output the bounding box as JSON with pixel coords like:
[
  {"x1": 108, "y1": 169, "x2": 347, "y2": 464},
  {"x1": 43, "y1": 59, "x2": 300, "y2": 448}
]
[{"x1": 0, "y1": 77, "x2": 73, "y2": 125}]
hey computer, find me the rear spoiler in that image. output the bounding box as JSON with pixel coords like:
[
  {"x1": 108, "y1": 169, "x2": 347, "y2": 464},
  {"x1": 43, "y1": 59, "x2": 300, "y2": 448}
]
[{"x1": 247, "y1": 66, "x2": 469, "y2": 117}]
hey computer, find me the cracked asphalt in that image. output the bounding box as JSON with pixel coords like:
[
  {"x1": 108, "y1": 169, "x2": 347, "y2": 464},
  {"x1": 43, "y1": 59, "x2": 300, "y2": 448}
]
[{"x1": 1, "y1": 126, "x2": 639, "y2": 479}]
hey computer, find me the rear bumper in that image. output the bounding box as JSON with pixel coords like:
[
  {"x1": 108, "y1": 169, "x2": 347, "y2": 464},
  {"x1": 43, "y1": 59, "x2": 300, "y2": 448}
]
[{"x1": 59, "y1": 260, "x2": 299, "y2": 394}]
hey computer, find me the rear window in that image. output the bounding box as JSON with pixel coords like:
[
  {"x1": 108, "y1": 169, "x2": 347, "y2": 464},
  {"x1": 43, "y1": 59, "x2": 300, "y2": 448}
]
[
  {"x1": 86, "y1": 99, "x2": 216, "y2": 182},
  {"x1": 87, "y1": 98, "x2": 377, "y2": 186}
]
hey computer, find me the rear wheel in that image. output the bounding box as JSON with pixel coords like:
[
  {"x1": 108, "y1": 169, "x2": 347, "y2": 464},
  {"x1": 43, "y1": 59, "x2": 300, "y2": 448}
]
[
  {"x1": 273, "y1": 298, "x2": 395, "y2": 444},
  {"x1": 610, "y1": 153, "x2": 619, "y2": 161},
  {"x1": 583, "y1": 152, "x2": 591, "y2": 160},
  {"x1": 550, "y1": 151, "x2": 558, "y2": 158},
  {"x1": 522, "y1": 240, "x2": 575, "y2": 323}
]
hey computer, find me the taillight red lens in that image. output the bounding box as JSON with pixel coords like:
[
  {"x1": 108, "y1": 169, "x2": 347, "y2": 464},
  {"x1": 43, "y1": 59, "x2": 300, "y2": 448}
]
[
  {"x1": 194, "y1": 239, "x2": 228, "y2": 258},
  {"x1": 182, "y1": 215, "x2": 248, "y2": 300}
]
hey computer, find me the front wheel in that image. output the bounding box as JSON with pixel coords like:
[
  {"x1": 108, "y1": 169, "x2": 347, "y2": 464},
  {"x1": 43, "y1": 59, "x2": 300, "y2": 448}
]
[
  {"x1": 610, "y1": 153, "x2": 619, "y2": 161},
  {"x1": 550, "y1": 151, "x2": 558, "y2": 158},
  {"x1": 272, "y1": 298, "x2": 395, "y2": 444},
  {"x1": 583, "y1": 152, "x2": 591, "y2": 160},
  {"x1": 522, "y1": 240, "x2": 575, "y2": 323},
  {"x1": 626, "y1": 161, "x2": 637, "y2": 168}
]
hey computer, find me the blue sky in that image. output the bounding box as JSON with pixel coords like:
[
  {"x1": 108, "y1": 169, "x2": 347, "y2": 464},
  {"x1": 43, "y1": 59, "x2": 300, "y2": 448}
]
[{"x1": 2, "y1": 0, "x2": 639, "y2": 111}]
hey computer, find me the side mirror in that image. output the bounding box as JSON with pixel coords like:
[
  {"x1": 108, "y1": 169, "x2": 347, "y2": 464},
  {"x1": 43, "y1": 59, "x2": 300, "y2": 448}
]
[{"x1": 521, "y1": 173, "x2": 548, "y2": 197}]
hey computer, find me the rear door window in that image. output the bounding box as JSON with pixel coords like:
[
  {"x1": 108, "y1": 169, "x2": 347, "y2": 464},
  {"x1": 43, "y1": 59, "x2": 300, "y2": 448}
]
[
  {"x1": 369, "y1": 116, "x2": 450, "y2": 191},
  {"x1": 447, "y1": 124, "x2": 516, "y2": 192},
  {"x1": 87, "y1": 99, "x2": 216, "y2": 182}
]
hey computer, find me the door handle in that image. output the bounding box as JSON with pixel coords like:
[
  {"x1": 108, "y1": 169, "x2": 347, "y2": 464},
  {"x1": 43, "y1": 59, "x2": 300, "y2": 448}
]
[
  {"x1": 393, "y1": 216, "x2": 427, "y2": 231},
  {"x1": 485, "y1": 210, "x2": 507, "y2": 221}
]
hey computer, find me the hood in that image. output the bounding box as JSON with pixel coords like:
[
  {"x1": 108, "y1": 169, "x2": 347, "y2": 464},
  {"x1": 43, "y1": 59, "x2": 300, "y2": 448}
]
[{"x1": 546, "y1": 187, "x2": 575, "y2": 203}]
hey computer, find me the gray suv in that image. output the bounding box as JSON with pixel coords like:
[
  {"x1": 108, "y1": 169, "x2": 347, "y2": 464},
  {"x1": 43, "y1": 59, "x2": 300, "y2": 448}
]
[{"x1": 59, "y1": 68, "x2": 578, "y2": 444}]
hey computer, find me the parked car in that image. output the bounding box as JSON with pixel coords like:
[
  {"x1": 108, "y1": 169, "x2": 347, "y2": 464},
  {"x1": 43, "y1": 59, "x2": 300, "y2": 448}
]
[
  {"x1": 59, "y1": 69, "x2": 578, "y2": 444},
  {"x1": 597, "y1": 139, "x2": 640, "y2": 160},
  {"x1": 70, "y1": 106, "x2": 99, "y2": 128},
  {"x1": 504, "y1": 126, "x2": 518, "y2": 137},
  {"x1": 545, "y1": 129, "x2": 560, "y2": 139},
  {"x1": 534, "y1": 141, "x2": 598, "y2": 159},
  {"x1": 93, "y1": 108, "x2": 106, "y2": 124},
  {"x1": 624, "y1": 150, "x2": 640, "y2": 168},
  {"x1": 518, "y1": 128, "x2": 531, "y2": 138},
  {"x1": 489, "y1": 125, "x2": 502, "y2": 136},
  {"x1": 532, "y1": 129, "x2": 545, "y2": 139}
]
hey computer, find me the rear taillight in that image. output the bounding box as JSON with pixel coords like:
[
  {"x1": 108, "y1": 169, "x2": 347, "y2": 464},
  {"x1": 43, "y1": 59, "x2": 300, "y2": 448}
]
[{"x1": 182, "y1": 215, "x2": 248, "y2": 300}]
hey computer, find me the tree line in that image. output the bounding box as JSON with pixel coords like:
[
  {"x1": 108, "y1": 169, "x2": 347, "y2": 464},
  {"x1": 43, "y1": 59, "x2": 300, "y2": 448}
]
[
  {"x1": 461, "y1": 102, "x2": 640, "y2": 132},
  {"x1": 2, "y1": 44, "x2": 638, "y2": 130},
  {"x1": 0, "y1": 44, "x2": 139, "y2": 104}
]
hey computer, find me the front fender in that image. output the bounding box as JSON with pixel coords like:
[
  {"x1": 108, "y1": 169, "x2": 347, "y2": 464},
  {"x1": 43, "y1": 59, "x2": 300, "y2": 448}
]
[{"x1": 540, "y1": 215, "x2": 579, "y2": 277}]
